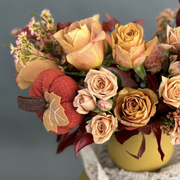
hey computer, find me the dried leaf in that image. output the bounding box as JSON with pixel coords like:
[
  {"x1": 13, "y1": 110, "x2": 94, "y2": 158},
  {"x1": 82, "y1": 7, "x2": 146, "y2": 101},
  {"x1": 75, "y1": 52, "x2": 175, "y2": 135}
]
[
  {"x1": 146, "y1": 73, "x2": 159, "y2": 96},
  {"x1": 134, "y1": 19, "x2": 145, "y2": 25},
  {"x1": 74, "y1": 133, "x2": 94, "y2": 158},
  {"x1": 115, "y1": 129, "x2": 139, "y2": 144},
  {"x1": 138, "y1": 124, "x2": 152, "y2": 135},
  {"x1": 56, "y1": 130, "x2": 78, "y2": 154},
  {"x1": 15, "y1": 26, "x2": 36, "y2": 40},
  {"x1": 43, "y1": 92, "x2": 69, "y2": 133},
  {"x1": 126, "y1": 133, "x2": 146, "y2": 159},
  {"x1": 102, "y1": 13, "x2": 120, "y2": 32},
  {"x1": 57, "y1": 22, "x2": 72, "y2": 31},
  {"x1": 176, "y1": 8, "x2": 180, "y2": 27},
  {"x1": 152, "y1": 120, "x2": 165, "y2": 161}
]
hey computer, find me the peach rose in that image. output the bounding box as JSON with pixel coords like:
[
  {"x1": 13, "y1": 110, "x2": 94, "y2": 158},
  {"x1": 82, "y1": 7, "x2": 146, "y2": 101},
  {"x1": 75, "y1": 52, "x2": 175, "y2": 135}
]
[
  {"x1": 159, "y1": 76, "x2": 180, "y2": 108},
  {"x1": 159, "y1": 25, "x2": 180, "y2": 53},
  {"x1": 86, "y1": 113, "x2": 118, "y2": 144},
  {"x1": 111, "y1": 22, "x2": 158, "y2": 69},
  {"x1": 73, "y1": 89, "x2": 96, "y2": 114},
  {"x1": 90, "y1": 14, "x2": 112, "y2": 48},
  {"x1": 114, "y1": 88, "x2": 158, "y2": 127},
  {"x1": 84, "y1": 67, "x2": 118, "y2": 100},
  {"x1": 169, "y1": 61, "x2": 180, "y2": 76},
  {"x1": 54, "y1": 17, "x2": 106, "y2": 71}
]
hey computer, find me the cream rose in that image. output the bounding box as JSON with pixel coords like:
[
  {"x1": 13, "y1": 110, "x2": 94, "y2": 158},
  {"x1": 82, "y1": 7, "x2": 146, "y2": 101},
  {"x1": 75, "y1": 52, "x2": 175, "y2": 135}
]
[
  {"x1": 114, "y1": 87, "x2": 158, "y2": 127},
  {"x1": 111, "y1": 22, "x2": 158, "y2": 69},
  {"x1": 159, "y1": 25, "x2": 180, "y2": 53},
  {"x1": 54, "y1": 17, "x2": 106, "y2": 71},
  {"x1": 86, "y1": 113, "x2": 118, "y2": 144},
  {"x1": 73, "y1": 89, "x2": 96, "y2": 114},
  {"x1": 84, "y1": 67, "x2": 118, "y2": 100},
  {"x1": 159, "y1": 76, "x2": 180, "y2": 108}
]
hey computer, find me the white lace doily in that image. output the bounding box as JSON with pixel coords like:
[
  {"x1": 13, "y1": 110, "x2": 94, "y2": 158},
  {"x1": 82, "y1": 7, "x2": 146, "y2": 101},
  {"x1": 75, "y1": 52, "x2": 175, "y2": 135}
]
[{"x1": 80, "y1": 144, "x2": 180, "y2": 180}]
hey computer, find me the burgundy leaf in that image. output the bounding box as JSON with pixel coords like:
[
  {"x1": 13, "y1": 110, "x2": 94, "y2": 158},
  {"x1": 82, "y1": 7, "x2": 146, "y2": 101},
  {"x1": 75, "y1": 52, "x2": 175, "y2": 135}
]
[
  {"x1": 157, "y1": 98, "x2": 169, "y2": 113},
  {"x1": 176, "y1": 52, "x2": 180, "y2": 62},
  {"x1": 56, "y1": 132, "x2": 69, "y2": 142},
  {"x1": 176, "y1": 8, "x2": 180, "y2": 27},
  {"x1": 106, "y1": 13, "x2": 120, "y2": 25},
  {"x1": 115, "y1": 129, "x2": 139, "y2": 144},
  {"x1": 102, "y1": 22, "x2": 112, "y2": 32},
  {"x1": 133, "y1": 19, "x2": 145, "y2": 25},
  {"x1": 74, "y1": 133, "x2": 94, "y2": 158},
  {"x1": 126, "y1": 133, "x2": 146, "y2": 159},
  {"x1": 102, "y1": 13, "x2": 120, "y2": 32},
  {"x1": 74, "y1": 121, "x2": 88, "y2": 157},
  {"x1": 15, "y1": 26, "x2": 36, "y2": 40},
  {"x1": 118, "y1": 123, "x2": 138, "y2": 131},
  {"x1": 57, "y1": 22, "x2": 72, "y2": 31},
  {"x1": 138, "y1": 124, "x2": 152, "y2": 135},
  {"x1": 152, "y1": 120, "x2": 165, "y2": 161},
  {"x1": 56, "y1": 130, "x2": 77, "y2": 154},
  {"x1": 179, "y1": 0, "x2": 180, "y2": 3},
  {"x1": 146, "y1": 73, "x2": 159, "y2": 96}
]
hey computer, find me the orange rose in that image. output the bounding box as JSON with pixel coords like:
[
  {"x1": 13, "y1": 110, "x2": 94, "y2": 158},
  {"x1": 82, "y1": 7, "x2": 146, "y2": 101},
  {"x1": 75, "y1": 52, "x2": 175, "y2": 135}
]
[
  {"x1": 86, "y1": 113, "x2": 118, "y2": 144},
  {"x1": 114, "y1": 88, "x2": 158, "y2": 127},
  {"x1": 159, "y1": 76, "x2": 180, "y2": 108},
  {"x1": 111, "y1": 22, "x2": 158, "y2": 69},
  {"x1": 54, "y1": 17, "x2": 106, "y2": 70}
]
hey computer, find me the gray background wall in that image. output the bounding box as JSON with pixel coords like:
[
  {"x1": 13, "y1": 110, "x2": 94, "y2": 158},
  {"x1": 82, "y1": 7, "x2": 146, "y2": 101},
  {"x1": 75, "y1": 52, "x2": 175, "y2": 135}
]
[{"x1": 0, "y1": 0, "x2": 179, "y2": 180}]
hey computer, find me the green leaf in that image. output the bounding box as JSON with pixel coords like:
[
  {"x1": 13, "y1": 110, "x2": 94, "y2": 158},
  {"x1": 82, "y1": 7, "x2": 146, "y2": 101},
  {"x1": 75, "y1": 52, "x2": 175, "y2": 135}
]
[
  {"x1": 134, "y1": 64, "x2": 146, "y2": 81},
  {"x1": 108, "y1": 69, "x2": 122, "y2": 87},
  {"x1": 106, "y1": 42, "x2": 112, "y2": 55},
  {"x1": 117, "y1": 65, "x2": 130, "y2": 71},
  {"x1": 160, "y1": 50, "x2": 168, "y2": 57},
  {"x1": 65, "y1": 71, "x2": 87, "y2": 77},
  {"x1": 29, "y1": 57, "x2": 37, "y2": 62},
  {"x1": 162, "y1": 58, "x2": 169, "y2": 75},
  {"x1": 93, "y1": 108, "x2": 103, "y2": 114},
  {"x1": 29, "y1": 12, "x2": 48, "y2": 23},
  {"x1": 168, "y1": 68, "x2": 172, "y2": 75}
]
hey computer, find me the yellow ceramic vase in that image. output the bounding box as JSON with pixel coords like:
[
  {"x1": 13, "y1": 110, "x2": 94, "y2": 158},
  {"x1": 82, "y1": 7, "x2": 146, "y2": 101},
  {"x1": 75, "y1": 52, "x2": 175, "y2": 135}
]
[{"x1": 108, "y1": 133, "x2": 174, "y2": 172}]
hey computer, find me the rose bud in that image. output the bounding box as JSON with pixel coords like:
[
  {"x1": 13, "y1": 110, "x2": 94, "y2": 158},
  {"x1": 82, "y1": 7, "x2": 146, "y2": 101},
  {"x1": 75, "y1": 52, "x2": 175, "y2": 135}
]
[
  {"x1": 97, "y1": 99, "x2": 113, "y2": 111},
  {"x1": 73, "y1": 89, "x2": 96, "y2": 114},
  {"x1": 169, "y1": 61, "x2": 180, "y2": 76}
]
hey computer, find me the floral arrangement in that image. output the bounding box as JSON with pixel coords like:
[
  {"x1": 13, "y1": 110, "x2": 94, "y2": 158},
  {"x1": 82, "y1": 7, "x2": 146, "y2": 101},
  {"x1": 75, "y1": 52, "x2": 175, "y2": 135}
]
[{"x1": 10, "y1": 7, "x2": 180, "y2": 160}]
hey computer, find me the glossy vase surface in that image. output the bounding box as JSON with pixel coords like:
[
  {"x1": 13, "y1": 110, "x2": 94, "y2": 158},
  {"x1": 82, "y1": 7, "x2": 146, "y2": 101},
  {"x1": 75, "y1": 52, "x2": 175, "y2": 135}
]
[{"x1": 108, "y1": 133, "x2": 174, "y2": 172}]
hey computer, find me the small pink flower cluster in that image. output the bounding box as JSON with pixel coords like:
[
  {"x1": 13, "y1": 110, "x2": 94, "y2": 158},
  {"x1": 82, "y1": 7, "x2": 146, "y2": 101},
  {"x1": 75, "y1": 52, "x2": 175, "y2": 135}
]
[{"x1": 28, "y1": 9, "x2": 57, "y2": 51}]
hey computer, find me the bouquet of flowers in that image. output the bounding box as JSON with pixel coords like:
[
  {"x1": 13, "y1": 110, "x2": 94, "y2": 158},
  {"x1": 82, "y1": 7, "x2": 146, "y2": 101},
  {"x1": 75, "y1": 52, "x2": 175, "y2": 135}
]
[{"x1": 10, "y1": 6, "x2": 180, "y2": 161}]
